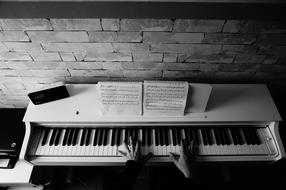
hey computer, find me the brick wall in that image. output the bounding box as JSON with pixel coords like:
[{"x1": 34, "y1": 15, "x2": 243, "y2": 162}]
[{"x1": 0, "y1": 19, "x2": 286, "y2": 108}]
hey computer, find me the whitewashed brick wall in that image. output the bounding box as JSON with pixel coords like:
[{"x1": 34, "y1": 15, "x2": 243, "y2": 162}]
[{"x1": 0, "y1": 19, "x2": 286, "y2": 108}]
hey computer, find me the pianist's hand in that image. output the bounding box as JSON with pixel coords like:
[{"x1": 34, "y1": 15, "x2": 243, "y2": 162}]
[
  {"x1": 169, "y1": 140, "x2": 196, "y2": 179},
  {"x1": 118, "y1": 136, "x2": 152, "y2": 165}
]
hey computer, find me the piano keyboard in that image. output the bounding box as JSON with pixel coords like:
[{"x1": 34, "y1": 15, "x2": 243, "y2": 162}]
[{"x1": 29, "y1": 127, "x2": 277, "y2": 158}]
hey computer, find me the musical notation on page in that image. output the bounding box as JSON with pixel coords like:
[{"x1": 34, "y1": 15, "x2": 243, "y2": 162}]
[
  {"x1": 98, "y1": 81, "x2": 142, "y2": 116},
  {"x1": 143, "y1": 81, "x2": 189, "y2": 116}
]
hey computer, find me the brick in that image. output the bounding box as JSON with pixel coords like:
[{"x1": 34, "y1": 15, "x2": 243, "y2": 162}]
[
  {"x1": 84, "y1": 52, "x2": 132, "y2": 62},
  {"x1": 123, "y1": 70, "x2": 162, "y2": 78},
  {"x1": 256, "y1": 34, "x2": 286, "y2": 45},
  {"x1": 0, "y1": 52, "x2": 32, "y2": 61},
  {"x1": 222, "y1": 45, "x2": 258, "y2": 54},
  {"x1": 258, "y1": 45, "x2": 286, "y2": 55},
  {"x1": 163, "y1": 53, "x2": 177, "y2": 62},
  {"x1": 215, "y1": 71, "x2": 255, "y2": 79},
  {"x1": 240, "y1": 20, "x2": 286, "y2": 34},
  {"x1": 0, "y1": 61, "x2": 8, "y2": 69},
  {"x1": 219, "y1": 63, "x2": 259, "y2": 72},
  {"x1": 120, "y1": 19, "x2": 173, "y2": 31},
  {"x1": 101, "y1": 19, "x2": 120, "y2": 31},
  {"x1": 42, "y1": 43, "x2": 113, "y2": 53},
  {"x1": 262, "y1": 55, "x2": 279, "y2": 64},
  {"x1": 22, "y1": 76, "x2": 65, "y2": 84},
  {"x1": 163, "y1": 62, "x2": 200, "y2": 71},
  {"x1": 173, "y1": 19, "x2": 224, "y2": 32},
  {"x1": 102, "y1": 62, "x2": 162, "y2": 71},
  {"x1": 50, "y1": 19, "x2": 101, "y2": 31},
  {"x1": 132, "y1": 53, "x2": 163, "y2": 62},
  {"x1": 29, "y1": 52, "x2": 61, "y2": 61},
  {"x1": 64, "y1": 62, "x2": 103, "y2": 70},
  {"x1": 151, "y1": 44, "x2": 221, "y2": 54},
  {"x1": 203, "y1": 34, "x2": 256, "y2": 45},
  {"x1": 143, "y1": 32, "x2": 204, "y2": 44},
  {"x1": 258, "y1": 65, "x2": 286, "y2": 73},
  {"x1": 88, "y1": 31, "x2": 141, "y2": 42},
  {"x1": 59, "y1": 53, "x2": 76, "y2": 61},
  {"x1": 0, "y1": 43, "x2": 8, "y2": 51},
  {"x1": 163, "y1": 70, "x2": 199, "y2": 78},
  {"x1": 65, "y1": 76, "x2": 108, "y2": 83},
  {"x1": 199, "y1": 63, "x2": 220, "y2": 72},
  {"x1": 234, "y1": 54, "x2": 266, "y2": 64},
  {"x1": 0, "y1": 69, "x2": 18, "y2": 76},
  {"x1": 178, "y1": 54, "x2": 234, "y2": 63},
  {"x1": 0, "y1": 19, "x2": 52, "y2": 30},
  {"x1": 29, "y1": 70, "x2": 70, "y2": 77},
  {"x1": 0, "y1": 31, "x2": 29, "y2": 42},
  {"x1": 4, "y1": 42, "x2": 43, "y2": 52},
  {"x1": 3, "y1": 83, "x2": 26, "y2": 90},
  {"x1": 0, "y1": 76, "x2": 23, "y2": 83},
  {"x1": 27, "y1": 31, "x2": 89, "y2": 42},
  {"x1": 74, "y1": 53, "x2": 85, "y2": 61},
  {"x1": 112, "y1": 43, "x2": 149, "y2": 52},
  {"x1": 69, "y1": 69, "x2": 124, "y2": 78},
  {"x1": 6, "y1": 61, "x2": 67, "y2": 70},
  {"x1": 222, "y1": 20, "x2": 243, "y2": 33}
]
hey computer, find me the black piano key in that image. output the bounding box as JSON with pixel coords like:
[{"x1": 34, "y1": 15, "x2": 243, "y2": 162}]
[
  {"x1": 63, "y1": 129, "x2": 70, "y2": 146},
  {"x1": 116, "y1": 129, "x2": 122, "y2": 146},
  {"x1": 147, "y1": 129, "x2": 152, "y2": 146},
  {"x1": 206, "y1": 128, "x2": 213, "y2": 145},
  {"x1": 177, "y1": 129, "x2": 182, "y2": 143},
  {"x1": 172, "y1": 129, "x2": 178, "y2": 145},
  {"x1": 93, "y1": 129, "x2": 98, "y2": 146},
  {"x1": 253, "y1": 128, "x2": 261, "y2": 145},
  {"x1": 221, "y1": 129, "x2": 230, "y2": 145},
  {"x1": 191, "y1": 129, "x2": 198, "y2": 145},
  {"x1": 242, "y1": 128, "x2": 252, "y2": 145},
  {"x1": 104, "y1": 129, "x2": 109, "y2": 146},
  {"x1": 219, "y1": 129, "x2": 227, "y2": 145},
  {"x1": 226, "y1": 129, "x2": 234, "y2": 144},
  {"x1": 100, "y1": 129, "x2": 106, "y2": 146},
  {"x1": 41, "y1": 128, "x2": 49, "y2": 146},
  {"x1": 72, "y1": 129, "x2": 79, "y2": 146},
  {"x1": 80, "y1": 129, "x2": 87, "y2": 146},
  {"x1": 68, "y1": 129, "x2": 75, "y2": 146},
  {"x1": 249, "y1": 128, "x2": 260, "y2": 145},
  {"x1": 142, "y1": 129, "x2": 146, "y2": 146},
  {"x1": 111, "y1": 129, "x2": 116, "y2": 146},
  {"x1": 125, "y1": 129, "x2": 129, "y2": 144},
  {"x1": 235, "y1": 128, "x2": 244, "y2": 145},
  {"x1": 201, "y1": 128, "x2": 208, "y2": 145},
  {"x1": 210, "y1": 129, "x2": 217, "y2": 145},
  {"x1": 163, "y1": 129, "x2": 168, "y2": 146},
  {"x1": 155, "y1": 129, "x2": 159, "y2": 146},
  {"x1": 230, "y1": 128, "x2": 239, "y2": 145},
  {"x1": 159, "y1": 129, "x2": 164, "y2": 146},
  {"x1": 132, "y1": 129, "x2": 137, "y2": 142},
  {"x1": 49, "y1": 129, "x2": 57, "y2": 146},
  {"x1": 54, "y1": 129, "x2": 61, "y2": 146},
  {"x1": 214, "y1": 129, "x2": 221, "y2": 145},
  {"x1": 187, "y1": 128, "x2": 193, "y2": 144},
  {"x1": 85, "y1": 129, "x2": 91, "y2": 146}
]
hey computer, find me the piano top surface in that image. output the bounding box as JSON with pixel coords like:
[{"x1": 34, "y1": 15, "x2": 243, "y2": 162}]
[{"x1": 23, "y1": 83, "x2": 282, "y2": 123}]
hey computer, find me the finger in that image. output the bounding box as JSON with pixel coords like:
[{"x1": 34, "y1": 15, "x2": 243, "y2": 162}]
[
  {"x1": 135, "y1": 140, "x2": 140, "y2": 154},
  {"x1": 169, "y1": 152, "x2": 178, "y2": 162},
  {"x1": 118, "y1": 150, "x2": 127, "y2": 157},
  {"x1": 123, "y1": 142, "x2": 130, "y2": 153},
  {"x1": 189, "y1": 140, "x2": 194, "y2": 155}
]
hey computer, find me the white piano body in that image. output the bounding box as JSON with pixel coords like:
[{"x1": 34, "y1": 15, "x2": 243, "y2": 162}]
[{"x1": 20, "y1": 84, "x2": 285, "y2": 166}]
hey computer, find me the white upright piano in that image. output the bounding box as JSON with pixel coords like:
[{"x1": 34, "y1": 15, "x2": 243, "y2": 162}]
[{"x1": 19, "y1": 83, "x2": 285, "y2": 166}]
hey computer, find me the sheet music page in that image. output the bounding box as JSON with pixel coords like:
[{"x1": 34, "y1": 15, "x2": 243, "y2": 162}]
[
  {"x1": 98, "y1": 81, "x2": 142, "y2": 116},
  {"x1": 143, "y1": 81, "x2": 189, "y2": 116}
]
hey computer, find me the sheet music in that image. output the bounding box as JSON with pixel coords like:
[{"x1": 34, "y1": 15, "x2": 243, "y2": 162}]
[
  {"x1": 143, "y1": 81, "x2": 189, "y2": 116},
  {"x1": 98, "y1": 81, "x2": 142, "y2": 116}
]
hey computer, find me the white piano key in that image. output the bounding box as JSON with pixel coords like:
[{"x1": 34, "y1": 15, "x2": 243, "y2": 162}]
[
  {"x1": 43, "y1": 129, "x2": 54, "y2": 156},
  {"x1": 152, "y1": 129, "x2": 158, "y2": 155},
  {"x1": 87, "y1": 129, "x2": 95, "y2": 156},
  {"x1": 75, "y1": 129, "x2": 83, "y2": 156},
  {"x1": 35, "y1": 130, "x2": 46, "y2": 155}
]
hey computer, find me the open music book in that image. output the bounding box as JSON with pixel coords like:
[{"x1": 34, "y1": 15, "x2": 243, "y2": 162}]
[{"x1": 97, "y1": 80, "x2": 189, "y2": 116}]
